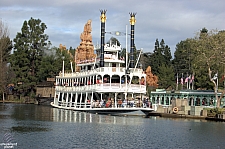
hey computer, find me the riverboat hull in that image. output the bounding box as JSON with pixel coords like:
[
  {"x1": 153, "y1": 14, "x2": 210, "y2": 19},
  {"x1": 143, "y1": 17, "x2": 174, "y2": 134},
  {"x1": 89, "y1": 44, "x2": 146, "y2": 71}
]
[
  {"x1": 51, "y1": 102, "x2": 153, "y2": 116},
  {"x1": 36, "y1": 97, "x2": 54, "y2": 105}
]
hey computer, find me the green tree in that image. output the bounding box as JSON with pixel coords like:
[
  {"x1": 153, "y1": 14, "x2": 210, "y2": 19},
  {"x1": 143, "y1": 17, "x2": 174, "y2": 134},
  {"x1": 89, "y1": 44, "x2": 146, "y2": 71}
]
[
  {"x1": 173, "y1": 40, "x2": 191, "y2": 74},
  {"x1": 149, "y1": 39, "x2": 172, "y2": 75},
  {"x1": 140, "y1": 52, "x2": 152, "y2": 70},
  {"x1": 173, "y1": 38, "x2": 197, "y2": 90},
  {"x1": 160, "y1": 39, "x2": 172, "y2": 66},
  {"x1": 69, "y1": 46, "x2": 76, "y2": 57},
  {"x1": 149, "y1": 39, "x2": 173, "y2": 88},
  {"x1": 10, "y1": 17, "x2": 50, "y2": 97},
  {"x1": 0, "y1": 20, "x2": 12, "y2": 100},
  {"x1": 158, "y1": 64, "x2": 175, "y2": 89},
  {"x1": 37, "y1": 46, "x2": 73, "y2": 82}
]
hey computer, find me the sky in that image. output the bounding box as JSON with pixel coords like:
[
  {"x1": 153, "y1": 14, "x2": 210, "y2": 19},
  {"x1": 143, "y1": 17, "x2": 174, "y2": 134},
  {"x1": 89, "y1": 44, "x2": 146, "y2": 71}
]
[{"x1": 1, "y1": 0, "x2": 225, "y2": 56}]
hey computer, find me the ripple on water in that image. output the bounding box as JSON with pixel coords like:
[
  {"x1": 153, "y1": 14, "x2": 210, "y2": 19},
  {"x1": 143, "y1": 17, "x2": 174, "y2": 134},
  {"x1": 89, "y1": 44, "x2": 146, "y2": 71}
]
[{"x1": 11, "y1": 126, "x2": 50, "y2": 132}]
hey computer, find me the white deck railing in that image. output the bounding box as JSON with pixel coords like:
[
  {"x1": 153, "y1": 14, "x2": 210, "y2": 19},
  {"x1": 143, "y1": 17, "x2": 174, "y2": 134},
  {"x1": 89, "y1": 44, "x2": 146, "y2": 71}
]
[
  {"x1": 55, "y1": 83, "x2": 146, "y2": 93},
  {"x1": 58, "y1": 67, "x2": 144, "y2": 78}
]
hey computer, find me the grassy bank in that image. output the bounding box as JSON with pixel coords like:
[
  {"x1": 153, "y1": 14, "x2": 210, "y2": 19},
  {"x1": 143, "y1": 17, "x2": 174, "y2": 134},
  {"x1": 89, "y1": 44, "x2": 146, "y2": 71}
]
[{"x1": 0, "y1": 96, "x2": 36, "y2": 104}]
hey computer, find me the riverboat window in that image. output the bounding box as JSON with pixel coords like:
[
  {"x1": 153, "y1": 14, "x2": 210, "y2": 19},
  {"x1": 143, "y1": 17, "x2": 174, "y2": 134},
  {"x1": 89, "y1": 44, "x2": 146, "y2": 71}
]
[
  {"x1": 161, "y1": 96, "x2": 164, "y2": 105},
  {"x1": 96, "y1": 75, "x2": 102, "y2": 84},
  {"x1": 202, "y1": 98, "x2": 207, "y2": 106},
  {"x1": 195, "y1": 97, "x2": 200, "y2": 106},
  {"x1": 132, "y1": 76, "x2": 139, "y2": 84},
  {"x1": 87, "y1": 79, "x2": 91, "y2": 85},
  {"x1": 121, "y1": 76, "x2": 125, "y2": 84},
  {"x1": 152, "y1": 97, "x2": 156, "y2": 104},
  {"x1": 111, "y1": 75, "x2": 120, "y2": 83},
  {"x1": 156, "y1": 96, "x2": 160, "y2": 104},
  {"x1": 112, "y1": 63, "x2": 116, "y2": 67},
  {"x1": 103, "y1": 75, "x2": 110, "y2": 83},
  {"x1": 166, "y1": 97, "x2": 169, "y2": 105},
  {"x1": 189, "y1": 97, "x2": 193, "y2": 106}
]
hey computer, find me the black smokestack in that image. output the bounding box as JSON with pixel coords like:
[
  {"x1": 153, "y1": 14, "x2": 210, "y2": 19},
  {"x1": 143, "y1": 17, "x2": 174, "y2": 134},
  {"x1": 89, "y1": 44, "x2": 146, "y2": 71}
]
[
  {"x1": 100, "y1": 10, "x2": 107, "y2": 67},
  {"x1": 129, "y1": 12, "x2": 136, "y2": 68}
]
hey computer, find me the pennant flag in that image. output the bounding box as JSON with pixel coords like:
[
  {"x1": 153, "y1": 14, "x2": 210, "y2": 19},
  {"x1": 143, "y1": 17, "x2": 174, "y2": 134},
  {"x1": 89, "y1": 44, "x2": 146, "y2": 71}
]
[
  {"x1": 190, "y1": 75, "x2": 194, "y2": 83},
  {"x1": 181, "y1": 78, "x2": 183, "y2": 85}
]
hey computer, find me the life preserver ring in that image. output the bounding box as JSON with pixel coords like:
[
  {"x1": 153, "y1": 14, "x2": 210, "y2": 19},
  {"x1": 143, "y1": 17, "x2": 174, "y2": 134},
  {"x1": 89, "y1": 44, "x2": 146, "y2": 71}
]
[{"x1": 173, "y1": 107, "x2": 178, "y2": 114}]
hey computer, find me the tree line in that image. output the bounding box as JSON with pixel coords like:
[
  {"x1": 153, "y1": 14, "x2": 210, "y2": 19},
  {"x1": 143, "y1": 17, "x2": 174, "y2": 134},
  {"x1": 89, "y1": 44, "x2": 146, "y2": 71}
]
[{"x1": 1, "y1": 18, "x2": 225, "y2": 107}]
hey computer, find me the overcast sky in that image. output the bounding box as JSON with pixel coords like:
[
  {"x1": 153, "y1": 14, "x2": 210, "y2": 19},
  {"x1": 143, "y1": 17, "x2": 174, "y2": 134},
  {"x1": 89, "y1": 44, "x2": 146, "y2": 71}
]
[{"x1": 1, "y1": 0, "x2": 225, "y2": 55}]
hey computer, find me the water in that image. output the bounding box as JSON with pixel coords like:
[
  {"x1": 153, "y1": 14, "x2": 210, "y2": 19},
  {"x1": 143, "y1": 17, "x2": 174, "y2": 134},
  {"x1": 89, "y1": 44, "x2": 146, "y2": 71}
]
[{"x1": 0, "y1": 103, "x2": 225, "y2": 149}]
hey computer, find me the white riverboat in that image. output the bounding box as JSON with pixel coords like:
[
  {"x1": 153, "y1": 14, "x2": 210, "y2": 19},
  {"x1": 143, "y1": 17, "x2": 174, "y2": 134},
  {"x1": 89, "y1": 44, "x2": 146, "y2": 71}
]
[{"x1": 51, "y1": 10, "x2": 154, "y2": 115}]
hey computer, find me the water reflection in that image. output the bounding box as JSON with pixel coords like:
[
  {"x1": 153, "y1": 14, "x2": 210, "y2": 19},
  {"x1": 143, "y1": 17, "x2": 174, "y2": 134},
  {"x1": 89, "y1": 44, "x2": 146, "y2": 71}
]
[
  {"x1": 11, "y1": 126, "x2": 49, "y2": 132},
  {"x1": 1, "y1": 103, "x2": 225, "y2": 149},
  {"x1": 11, "y1": 104, "x2": 54, "y2": 121},
  {"x1": 52, "y1": 108, "x2": 144, "y2": 125}
]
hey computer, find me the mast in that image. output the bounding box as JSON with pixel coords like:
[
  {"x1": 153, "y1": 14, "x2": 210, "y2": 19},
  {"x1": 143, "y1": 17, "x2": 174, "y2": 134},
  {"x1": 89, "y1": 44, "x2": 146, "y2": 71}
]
[
  {"x1": 100, "y1": 10, "x2": 107, "y2": 67},
  {"x1": 129, "y1": 12, "x2": 136, "y2": 68}
]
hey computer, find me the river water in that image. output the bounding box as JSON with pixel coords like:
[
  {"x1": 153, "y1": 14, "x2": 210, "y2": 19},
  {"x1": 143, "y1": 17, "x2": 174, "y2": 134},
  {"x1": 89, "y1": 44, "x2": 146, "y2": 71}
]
[{"x1": 0, "y1": 103, "x2": 224, "y2": 149}]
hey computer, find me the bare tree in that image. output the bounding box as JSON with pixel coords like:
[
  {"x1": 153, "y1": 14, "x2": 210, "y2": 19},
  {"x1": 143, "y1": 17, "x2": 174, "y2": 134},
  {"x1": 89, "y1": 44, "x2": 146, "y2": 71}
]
[{"x1": 0, "y1": 19, "x2": 11, "y2": 101}]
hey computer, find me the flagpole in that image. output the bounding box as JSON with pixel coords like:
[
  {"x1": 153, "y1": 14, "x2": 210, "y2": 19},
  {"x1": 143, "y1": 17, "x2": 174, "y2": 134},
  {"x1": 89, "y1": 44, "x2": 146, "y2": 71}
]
[
  {"x1": 223, "y1": 74, "x2": 225, "y2": 89},
  {"x1": 189, "y1": 75, "x2": 191, "y2": 90},
  {"x1": 192, "y1": 73, "x2": 194, "y2": 90},
  {"x1": 186, "y1": 73, "x2": 188, "y2": 89},
  {"x1": 217, "y1": 71, "x2": 218, "y2": 92},
  {"x1": 176, "y1": 73, "x2": 178, "y2": 90}
]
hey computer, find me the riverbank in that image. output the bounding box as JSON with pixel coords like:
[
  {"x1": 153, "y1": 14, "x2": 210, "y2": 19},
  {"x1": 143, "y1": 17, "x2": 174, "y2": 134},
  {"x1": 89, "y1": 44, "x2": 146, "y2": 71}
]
[
  {"x1": 146, "y1": 111, "x2": 225, "y2": 122},
  {"x1": 0, "y1": 99, "x2": 35, "y2": 104}
]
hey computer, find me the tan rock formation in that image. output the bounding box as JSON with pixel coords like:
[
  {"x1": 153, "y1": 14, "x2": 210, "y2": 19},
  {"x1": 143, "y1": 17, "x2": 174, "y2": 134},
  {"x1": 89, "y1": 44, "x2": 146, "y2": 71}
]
[
  {"x1": 145, "y1": 66, "x2": 158, "y2": 87},
  {"x1": 75, "y1": 20, "x2": 96, "y2": 71},
  {"x1": 59, "y1": 44, "x2": 66, "y2": 51},
  {"x1": 59, "y1": 44, "x2": 73, "y2": 59}
]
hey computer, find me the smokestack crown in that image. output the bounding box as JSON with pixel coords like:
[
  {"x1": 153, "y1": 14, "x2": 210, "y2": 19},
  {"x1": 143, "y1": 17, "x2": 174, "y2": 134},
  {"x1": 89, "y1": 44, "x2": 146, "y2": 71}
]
[
  {"x1": 129, "y1": 12, "x2": 136, "y2": 25},
  {"x1": 100, "y1": 10, "x2": 107, "y2": 23}
]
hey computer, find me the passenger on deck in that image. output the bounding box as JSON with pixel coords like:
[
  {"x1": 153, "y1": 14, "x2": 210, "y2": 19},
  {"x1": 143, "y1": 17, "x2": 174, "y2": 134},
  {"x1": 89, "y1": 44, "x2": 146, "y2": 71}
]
[
  {"x1": 100, "y1": 99, "x2": 104, "y2": 107},
  {"x1": 95, "y1": 100, "x2": 100, "y2": 108},
  {"x1": 106, "y1": 99, "x2": 111, "y2": 108},
  {"x1": 91, "y1": 101, "x2": 95, "y2": 108},
  {"x1": 122, "y1": 99, "x2": 127, "y2": 108},
  {"x1": 130, "y1": 99, "x2": 134, "y2": 107},
  {"x1": 127, "y1": 100, "x2": 130, "y2": 107},
  {"x1": 143, "y1": 98, "x2": 147, "y2": 108}
]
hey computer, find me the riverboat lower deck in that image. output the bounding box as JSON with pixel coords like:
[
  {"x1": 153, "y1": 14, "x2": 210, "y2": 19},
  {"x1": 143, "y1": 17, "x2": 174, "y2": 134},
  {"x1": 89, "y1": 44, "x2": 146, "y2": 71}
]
[{"x1": 51, "y1": 102, "x2": 154, "y2": 115}]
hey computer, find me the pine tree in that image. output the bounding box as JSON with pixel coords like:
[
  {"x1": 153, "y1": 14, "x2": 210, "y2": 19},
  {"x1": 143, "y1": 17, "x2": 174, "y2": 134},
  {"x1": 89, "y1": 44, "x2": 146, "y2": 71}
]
[
  {"x1": 10, "y1": 18, "x2": 50, "y2": 97},
  {"x1": 150, "y1": 39, "x2": 173, "y2": 75},
  {"x1": 148, "y1": 39, "x2": 174, "y2": 88}
]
